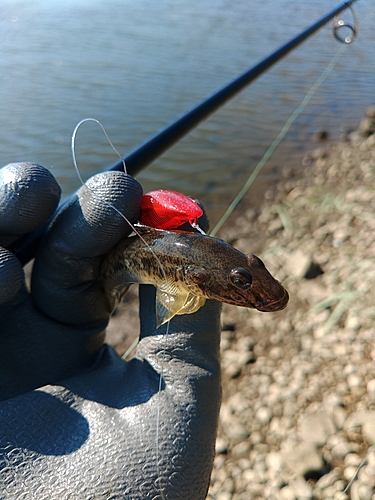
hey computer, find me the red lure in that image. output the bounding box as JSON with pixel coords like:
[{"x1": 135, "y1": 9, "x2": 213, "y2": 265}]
[{"x1": 140, "y1": 190, "x2": 203, "y2": 230}]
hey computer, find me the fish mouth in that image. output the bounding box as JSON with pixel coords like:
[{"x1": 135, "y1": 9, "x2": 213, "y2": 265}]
[{"x1": 256, "y1": 289, "x2": 289, "y2": 312}]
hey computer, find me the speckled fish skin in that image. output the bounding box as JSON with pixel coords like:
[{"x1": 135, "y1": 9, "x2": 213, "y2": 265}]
[{"x1": 101, "y1": 227, "x2": 289, "y2": 312}]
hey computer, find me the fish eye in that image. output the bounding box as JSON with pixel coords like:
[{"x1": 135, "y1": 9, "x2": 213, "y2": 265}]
[{"x1": 229, "y1": 268, "x2": 252, "y2": 289}]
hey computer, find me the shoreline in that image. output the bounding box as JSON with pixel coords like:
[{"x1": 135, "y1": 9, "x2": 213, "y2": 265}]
[{"x1": 206, "y1": 106, "x2": 375, "y2": 500}]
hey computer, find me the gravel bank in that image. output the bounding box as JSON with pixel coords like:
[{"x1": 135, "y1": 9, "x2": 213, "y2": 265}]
[{"x1": 206, "y1": 107, "x2": 375, "y2": 500}]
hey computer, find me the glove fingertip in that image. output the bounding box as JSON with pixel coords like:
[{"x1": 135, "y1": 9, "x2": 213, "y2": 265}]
[
  {"x1": 0, "y1": 163, "x2": 61, "y2": 242},
  {"x1": 0, "y1": 248, "x2": 25, "y2": 305}
]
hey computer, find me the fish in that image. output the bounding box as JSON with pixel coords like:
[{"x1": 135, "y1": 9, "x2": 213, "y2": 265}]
[{"x1": 101, "y1": 226, "x2": 289, "y2": 327}]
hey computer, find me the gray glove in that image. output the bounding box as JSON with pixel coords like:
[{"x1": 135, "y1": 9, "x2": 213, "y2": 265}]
[{"x1": 0, "y1": 162, "x2": 222, "y2": 500}]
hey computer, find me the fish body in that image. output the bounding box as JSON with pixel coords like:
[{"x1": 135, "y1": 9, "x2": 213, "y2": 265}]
[{"x1": 101, "y1": 227, "x2": 289, "y2": 326}]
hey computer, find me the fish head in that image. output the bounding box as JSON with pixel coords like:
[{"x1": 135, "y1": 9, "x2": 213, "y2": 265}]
[{"x1": 184, "y1": 253, "x2": 288, "y2": 312}]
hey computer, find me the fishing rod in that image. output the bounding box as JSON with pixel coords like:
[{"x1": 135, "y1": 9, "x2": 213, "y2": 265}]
[
  {"x1": 11, "y1": 0, "x2": 358, "y2": 265},
  {"x1": 110, "y1": 0, "x2": 358, "y2": 176}
]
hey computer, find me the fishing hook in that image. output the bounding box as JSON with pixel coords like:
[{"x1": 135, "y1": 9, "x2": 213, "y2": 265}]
[{"x1": 333, "y1": 5, "x2": 358, "y2": 43}]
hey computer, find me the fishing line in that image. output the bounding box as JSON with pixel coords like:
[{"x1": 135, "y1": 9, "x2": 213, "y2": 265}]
[
  {"x1": 339, "y1": 444, "x2": 375, "y2": 498},
  {"x1": 209, "y1": 42, "x2": 347, "y2": 238},
  {"x1": 71, "y1": 118, "x2": 170, "y2": 499},
  {"x1": 71, "y1": 118, "x2": 172, "y2": 292}
]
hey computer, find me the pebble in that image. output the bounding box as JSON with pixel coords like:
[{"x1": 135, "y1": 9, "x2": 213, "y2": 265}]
[
  {"x1": 363, "y1": 420, "x2": 375, "y2": 445},
  {"x1": 255, "y1": 407, "x2": 273, "y2": 425},
  {"x1": 292, "y1": 476, "x2": 313, "y2": 498},
  {"x1": 269, "y1": 346, "x2": 284, "y2": 360},
  {"x1": 332, "y1": 406, "x2": 347, "y2": 430},
  {"x1": 351, "y1": 482, "x2": 374, "y2": 500},
  {"x1": 282, "y1": 442, "x2": 324, "y2": 477},
  {"x1": 265, "y1": 451, "x2": 284, "y2": 472},
  {"x1": 367, "y1": 379, "x2": 375, "y2": 401},
  {"x1": 225, "y1": 422, "x2": 249, "y2": 440},
  {"x1": 297, "y1": 411, "x2": 336, "y2": 445},
  {"x1": 331, "y1": 441, "x2": 352, "y2": 459},
  {"x1": 215, "y1": 437, "x2": 229, "y2": 455},
  {"x1": 279, "y1": 485, "x2": 297, "y2": 500},
  {"x1": 347, "y1": 373, "x2": 363, "y2": 390},
  {"x1": 284, "y1": 249, "x2": 312, "y2": 279},
  {"x1": 344, "y1": 453, "x2": 363, "y2": 467}
]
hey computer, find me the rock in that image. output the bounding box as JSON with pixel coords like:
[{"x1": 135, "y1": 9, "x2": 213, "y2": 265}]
[
  {"x1": 292, "y1": 475, "x2": 313, "y2": 498},
  {"x1": 231, "y1": 440, "x2": 251, "y2": 457},
  {"x1": 367, "y1": 379, "x2": 375, "y2": 401},
  {"x1": 284, "y1": 250, "x2": 324, "y2": 280},
  {"x1": 363, "y1": 420, "x2": 375, "y2": 445},
  {"x1": 332, "y1": 406, "x2": 347, "y2": 430},
  {"x1": 266, "y1": 451, "x2": 284, "y2": 472},
  {"x1": 358, "y1": 116, "x2": 375, "y2": 136},
  {"x1": 366, "y1": 105, "x2": 375, "y2": 118},
  {"x1": 347, "y1": 373, "x2": 363, "y2": 390},
  {"x1": 283, "y1": 442, "x2": 325, "y2": 478},
  {"x1": 225, "y1": 362, "x2": 242, "y2": 379},
  {"x1": 269, "y1": 346, "x2": 284, "y2": 360},
  {"x1": 225, "y1": 423, "x2": 249, "y2": 440},
  {"x1": 331, "y1": 441, "x2": 352, "y2": 459},
  {"x1": 343, "y1": 465, "x2": 358, "y2": 481},
  {"x1": 298, "y1": 411, "x2": 336, "y2": 445},
  {"x1": 250, "y1": 431, "x2": 263, "y2": 445},
  {"x1": 255, "y1": 407, "x2": 272, "y2": 425},
  {"x1": 313, "y1": 130, "x2": 329, "y2": 142},
  {"x1": 345, "y1": 410, "x2": 375, "y2": 431},
  {"x1": 215, "y1": 437, "x2": 229, "y2": 455},
  {"x1": 314, "y1": 471, "x2": 339, "y2": 490},
  {"x1": 279, "y1": 485, "x2": 297, "y2": 500},
  {"x1": 344, "y1": 453, "x2": 363, "y2": 467},
  {"x1": 215, "y1": 492, "x2": 232, "y2": 500},
  {"x1": 350, "y1": 482, "x2": 373, "y2": 500}
]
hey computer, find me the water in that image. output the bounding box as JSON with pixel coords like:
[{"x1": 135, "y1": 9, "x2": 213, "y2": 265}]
[{"x1": 1, "y1": 0, "x2": 374, "y2": 228}]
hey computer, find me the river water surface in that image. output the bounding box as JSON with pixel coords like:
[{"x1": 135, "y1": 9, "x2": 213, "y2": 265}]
[{"x1": 1, "y1": 0, "x2": 374, "y2": 227}]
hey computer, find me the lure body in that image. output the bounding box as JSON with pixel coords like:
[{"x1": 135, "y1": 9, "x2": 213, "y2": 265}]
[
  {"x1": 101, "y1": 227, "x2": 289, "y2": 327},
  {"x1": 140, "y1": 190, "x2": 203, "y2": 230}
]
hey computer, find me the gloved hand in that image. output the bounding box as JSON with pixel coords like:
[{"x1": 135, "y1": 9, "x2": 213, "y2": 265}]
[{"x1": 0, "y1": 162, "x2": 222, "y2": 500}]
